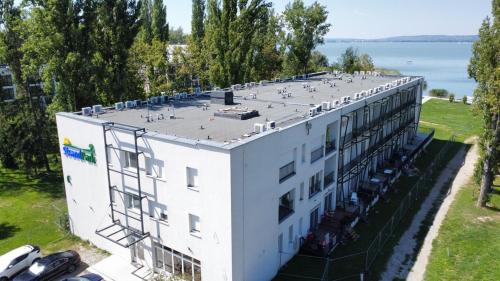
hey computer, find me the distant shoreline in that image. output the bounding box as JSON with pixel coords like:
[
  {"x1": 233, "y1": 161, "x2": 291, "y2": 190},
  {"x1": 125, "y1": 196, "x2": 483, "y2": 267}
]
[{"x1": 326, "y1": 35, "x2": 478, "y2": 43}]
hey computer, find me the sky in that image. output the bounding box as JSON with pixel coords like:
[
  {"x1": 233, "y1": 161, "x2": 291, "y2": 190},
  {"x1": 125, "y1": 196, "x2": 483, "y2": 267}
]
[{"x1": 164, "y1": 0, "x2": 492, "y2": 39}]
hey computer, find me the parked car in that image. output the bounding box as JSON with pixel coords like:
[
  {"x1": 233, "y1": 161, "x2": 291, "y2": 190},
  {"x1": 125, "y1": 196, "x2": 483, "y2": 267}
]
[
  {"x1": 13, "y1": 251, "x2": 80, "y2": 281},
  {"x1": 0, "y1": 245, "x2": 41, "y2": 281},
  {"x1": 61, "y1": 273, "x2": 103, "y2": 281}
]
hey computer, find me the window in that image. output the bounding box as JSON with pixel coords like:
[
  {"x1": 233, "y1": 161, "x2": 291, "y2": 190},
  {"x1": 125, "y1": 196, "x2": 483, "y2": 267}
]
[
  {"x1": 299, "y1": 217, "x2": 303, "y2": 236},
  {"x1": 149, "y1": 203, "x2": 168, "y2": 223},
  {"x1": 278, "y1": 233, "x2": 283, "y2": 252},
  {"x1": 310, "y1": 146, "x2": 324, "y2": 163},
  {"x1": 146, "y1": 157, "x2": 163, "y2": 178},
  {"x1": 301, "y1": 143, "x2": 306, "y2": 163},
  {"x1": 279, "y1": 189, "x2": 295, "y2": 223},
  {"x1": 127, "y1": 194, "x2": 141, "y2": 210},
  {"x1": 153, "y1": 243, "x2": 201, "y2": 280},
  {"x1": 300, "y1": 182, "x2": 304, "y2": 200},
  {"x1": 189, "y1": 214, "x2": 201, "y2": 234},
  {"x1": 309, "y1": 171, "x2": 322, "y2": 198},
  {"x1": 279, "y1": 161, "x2": 295, "y2": 183},
  {"x1": 124, "y1": 151, "x2": 138, "y2": 169},
  {"x1": 186, "y1": 167, "x2": 198, "y2": 188},
  {"x1": 288, "y1": 224, "x2": 294, "y2": 244}
]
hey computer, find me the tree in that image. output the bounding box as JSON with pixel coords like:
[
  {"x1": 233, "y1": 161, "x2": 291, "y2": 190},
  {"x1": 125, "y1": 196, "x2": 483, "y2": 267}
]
[
  {"x1": 138, "y1": 0, "x2": 153, "y2": 43},
  {"x1": 151, "y1": 0, "x2": 169, "y2": 42},
  {"x1": 204, "y1": 0, "x2": 272, "y2": 87},
  {"x1": 428, "y1": 89, "x2": 449, "y2": 98},
  {"x1": 282, "y1": 0, "x2": 330, "y2": 75},
  {"x1": 359, "y1": 53, "x2": 375, "y2": 71},
  {"x1": 339, "y1": 47, "x2": 359, "y2": 74},
  {"x1": 91, "y1": 0, "x2": 142, "y2": 104},
  {"x1": 308, "y1": 50, "x2": 329, "y2": 72},
  {"x1": 191, "y1": 0, "x2": 205, "y2": 45},
  {"x1": 468, "y1": 0, "x2": 500, "y2": 207},
  {"x1": 338, "y1": 47, "x2": 375, "y2": 73},
  {"x1": 169, "y1": 26, "x2": 188, "y2": 44}
]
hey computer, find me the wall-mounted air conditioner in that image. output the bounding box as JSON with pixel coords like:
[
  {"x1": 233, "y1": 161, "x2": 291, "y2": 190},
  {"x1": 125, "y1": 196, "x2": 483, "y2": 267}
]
[
  {"x1": 266, "y1": 121, "x2": 276, "y2": 130},
  {"x1": 254, "y1": 123, "x2": 267, "y2": 133},
  {"x1": 115, "y1": 102, "x2": 124, "y2": 111},
  {"x1": 82, "y1": 107, "x2": 92, "y2": 116},
  {"x1": 92, "y1": 105, "x2": 103, "y2": 114},
  {"x1": 321, "y1": 101, "x2": 331, "y2": 111}
]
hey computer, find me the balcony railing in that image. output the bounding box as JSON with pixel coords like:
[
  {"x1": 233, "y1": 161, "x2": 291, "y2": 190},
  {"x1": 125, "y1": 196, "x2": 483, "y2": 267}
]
[
  {"x1": 310, "y1": 146, "x2": 324, "y2": 163},
  {"x1": 325, "y1": 141, "x2": 336, "y2": 155},
  {"x1": 324, "y1": 171, "x2": 335, "y2": 188}
]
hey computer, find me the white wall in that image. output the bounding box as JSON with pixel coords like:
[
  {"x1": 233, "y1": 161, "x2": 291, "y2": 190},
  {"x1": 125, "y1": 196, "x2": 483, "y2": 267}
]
[{"x1": 57, "y1": 113, "x2": 234, "y2": 281}]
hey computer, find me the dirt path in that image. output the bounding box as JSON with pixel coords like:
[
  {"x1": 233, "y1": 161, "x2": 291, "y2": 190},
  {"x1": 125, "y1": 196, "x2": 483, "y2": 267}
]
[
  {"x1": 380, "y1": 141, "x2": 478, "y2": 281},
  {"x1": 406, "y1": 141, "x2": 478, "y2": 280}
]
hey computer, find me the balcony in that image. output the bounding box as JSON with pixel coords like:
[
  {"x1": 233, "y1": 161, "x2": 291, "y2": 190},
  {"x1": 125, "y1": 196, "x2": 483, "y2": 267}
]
[
  {"x1": 325, "y1": 141, "x2": 336, "y2": 155},
  {"x1": 324, "y1": 171, "x2": 335, "y2": 188},
  {"x1": 310, "y1": 146, "x2": 324, "y2": 164},
  {"x1": 279, "y1": 191, "x2": 295, "y2": 223}
]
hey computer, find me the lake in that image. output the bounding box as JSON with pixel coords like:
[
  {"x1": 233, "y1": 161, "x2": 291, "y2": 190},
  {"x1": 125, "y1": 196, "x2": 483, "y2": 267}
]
[{"x1": 317, "y1": 42, "x2": 477, "y2": 98}]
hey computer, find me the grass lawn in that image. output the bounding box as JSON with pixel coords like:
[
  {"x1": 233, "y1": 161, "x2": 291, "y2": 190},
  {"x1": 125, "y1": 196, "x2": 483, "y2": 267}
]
[
  {"x1": 275, "y1": 99, "x2": 482, "y2": 281},
  {"x1": 0, "y1": 158, "x2": 71, "y2": 255},
  {"x1": 424, "y1": 176, "x2": 500, "y2": 281}
]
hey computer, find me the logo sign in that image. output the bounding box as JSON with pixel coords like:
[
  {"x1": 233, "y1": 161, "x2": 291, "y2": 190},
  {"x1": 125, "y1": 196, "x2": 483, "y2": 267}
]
[{"x1": 63, "y1": 138, "x2": 96, "y2": 164}]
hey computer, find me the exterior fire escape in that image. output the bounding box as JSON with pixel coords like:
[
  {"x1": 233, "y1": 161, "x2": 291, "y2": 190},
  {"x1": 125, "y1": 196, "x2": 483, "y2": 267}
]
[
  {"x1": 336, "y1": 85, "x2": 418, "y2": 205},
  {"x1": 95, "y1": 122, "x2": 150, "y2": 248}
]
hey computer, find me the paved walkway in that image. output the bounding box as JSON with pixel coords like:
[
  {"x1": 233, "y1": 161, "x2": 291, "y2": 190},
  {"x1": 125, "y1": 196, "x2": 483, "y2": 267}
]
[
  {"x1": 87, "y1": 254, "x2": 153, "y2": 281},
  {"x1": 380, "y1": 141, "x2": 478, "y2": 280}
]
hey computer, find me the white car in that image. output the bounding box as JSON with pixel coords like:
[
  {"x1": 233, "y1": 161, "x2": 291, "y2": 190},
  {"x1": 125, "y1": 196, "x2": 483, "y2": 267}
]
[{"x1": 0, "y1": 245, "x2": 41, "y2": 281}]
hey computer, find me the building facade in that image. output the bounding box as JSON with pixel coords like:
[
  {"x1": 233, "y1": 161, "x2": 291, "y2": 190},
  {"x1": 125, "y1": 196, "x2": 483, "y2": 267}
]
[{"x1": 56, "y1": 72, "x2": 425, "y2": 281}]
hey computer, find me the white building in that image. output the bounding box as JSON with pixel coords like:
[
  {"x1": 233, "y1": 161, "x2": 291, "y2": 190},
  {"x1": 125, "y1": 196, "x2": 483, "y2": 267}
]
[{"x1": 56, "y1": 72, "x2": 428, "y2": 281}]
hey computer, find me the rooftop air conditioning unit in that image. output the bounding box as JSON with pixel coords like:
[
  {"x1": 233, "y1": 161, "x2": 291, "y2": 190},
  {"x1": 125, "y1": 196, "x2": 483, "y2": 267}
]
[
  {"x1": 82, "y1": 107, "x2": 92, "y2": 116},
  {"x1": 260, "y1": 80, "x2": 269, "y2": 86},
  {"x1": 354, "y1": 93, "x2": 360, "y2": 100},
  {"x1": 115, "y1": 102, "x2": 124, "y2": 111},
  {"x1": 354, "y1": 71, "x2": 359, "y2": 76},
  {"x1": 332, "y1": 100, "x2": 340, "y2": 108},
  {"x1": 254, "y1": 123, "x2": 267, "y2": 134},
  {"x1": 341, "y1": 96, "x2": 350, "y2": 104},
  {"x1": 232, "y1": 84, "x2": 242, "y2": 90},
  {"x1": 135, "y1": 100, "x2": 143, "y2": 107},
  {"x1": 385, "y1": 83, "x2": 391, "y2": 89},
  {"x1": 321, "y1": 101, "x2": 331, "y2": 111},
  {"x1": 266, "y1": 121, "x2": 276, "y2": 130},
  {"x1": 366, "y1": 71, "x2": 372, "y2": 75},
  {"x1": 360, "y1": 91, "x2": 366, "y2": 98},
  {"x1": 125, "y1": 101, "x2": 135, "y2": 108},
  {"x1": 92, "y1": 105, "x2": 103, "y2": 114},
  {"x1": 360, "y1": 71, "x2": 365, "y2": 76}
]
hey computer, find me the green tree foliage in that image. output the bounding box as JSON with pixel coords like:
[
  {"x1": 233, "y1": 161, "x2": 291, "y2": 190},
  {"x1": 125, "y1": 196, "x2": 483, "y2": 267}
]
[
  {"x1": 468, "y1": 0, "x2": 500, "y2": 207},
  {"x1": 282, "y1": 0, "x2": 330, "y2": 75},
  {"x1": 138, "y1": 0, "x2": 153, "y2": 43},
  {"x1": 448, "y1": 93, "x2": 455, "y2": 102},
  {"x1": 92, "y1": 0, "x2": 142, "y2": 104},
  {"x1": 308, "y1": 50, "x2": 329, "y2": 72},
  {"x1": 339, "y1": 47, "x2": 375, "y2": 73},
  {"x1": 462, "y1": 95, "x2": 468, "y2": 104},
  {"x1": 191, "y1": 0, "x2": 205, "y2": 45},
  {"x1": 151, "y1": 0, "x2": 169, "y2": 42},
  {"x1": 0, "y1": 0, "x2": 54, "y2": 173},
  {"x1": 128, "y1": 38, "x2": 169, "y2": 96},
  {"x1": 169, "y1": 26, "x2": 188, "y2": 44},
  {"x1": 428, "y1": 88, "x2": 449, "y2": 98}
]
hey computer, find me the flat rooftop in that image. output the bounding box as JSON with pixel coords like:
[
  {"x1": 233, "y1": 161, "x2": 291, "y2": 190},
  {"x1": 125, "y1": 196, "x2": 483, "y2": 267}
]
[{"x1": 84, "y1": 73, "x2": 412, "y2": 144}]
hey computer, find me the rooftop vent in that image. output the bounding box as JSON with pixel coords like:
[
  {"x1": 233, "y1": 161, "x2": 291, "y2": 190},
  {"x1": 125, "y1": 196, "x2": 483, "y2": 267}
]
[{"x1": 214, "y1": 106, "x2": 259, "y2": 120}]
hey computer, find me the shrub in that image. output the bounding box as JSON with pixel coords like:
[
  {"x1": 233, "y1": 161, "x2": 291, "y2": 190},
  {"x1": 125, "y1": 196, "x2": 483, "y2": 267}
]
[
  {"x1": 429, "y1": 88, "x2": 449, "y2": 98},
  {"x1": 448, "y1": 94, "x2": 455, "y2": 103},
  {"x1": 462, "y1": 95, "x2": 468, "y2": 104}
]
